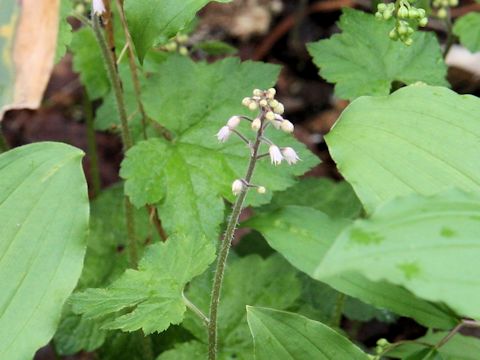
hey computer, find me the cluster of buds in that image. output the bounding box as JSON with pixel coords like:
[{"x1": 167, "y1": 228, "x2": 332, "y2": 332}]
[
  {"x1": 433, "y1": 0, "x2": 458, "y2": 19},
  {"x1": 375, "y1": 0, "x2": 428, "y2": 46},
  {"x1": 162, "y1": 33, "x2": 190, "y2": 56},
  {"x1": 216, "y1": 88, "x2": 300, "y2": 196}
]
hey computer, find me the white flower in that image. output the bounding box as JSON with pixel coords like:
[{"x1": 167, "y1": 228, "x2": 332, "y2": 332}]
[
  {"x1": 232, "y1": 179, "x2": 244, "y2": 195},
  {"x1": 280, "y1": 120, "x2": 294, "y2": 133},
  {"x1": 251, "y1": 117, "x2": 262, "y2": 131},
  {"x1": 216, "y1": 126, "x2": 231, "y2": 143},
  {"x1": 257, "y1": 186, "x2": 266, "y2": 194},
  {"x1": 271, "y1": 114, "x2": 283, "y2": 129},
  {"x1": 282, "y1": 147, "x2": 300, "y2": 165},
  {"x1": 269, "y1": 145, "x2": 283, "y2": 165},
  {"x1": 92, "y1": 0, "x2": 106, "y2": 15},
  {"x1": 227, "y1": 116, "x2": 241, "y2": 129}
]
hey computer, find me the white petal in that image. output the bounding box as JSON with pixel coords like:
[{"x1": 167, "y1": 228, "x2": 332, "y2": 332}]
[
  {"x1": 227, "y1": 116, "x2": 241, "y2": 129},
  {"x1": 232, "y1": 179, "x2": 244, "y2": 195},
  {"x1": 282, "y1": 147, "x2": 300, "y2": 165},
  {"x1": 92, "y1": 0, "x2": 106, "y2": 15},
  {"x1": 269, "y1": 145, "x2": 283, "y2": 165},
  {"x1": 216, "y1": 126, "x2": 231, "y2": 143}
]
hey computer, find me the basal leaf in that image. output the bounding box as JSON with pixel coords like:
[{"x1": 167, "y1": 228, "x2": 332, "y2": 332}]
[
  {"x1": 71, "y1": 233, "x2": 215, "y2": 334},
  {"x1": 326, "y1": 84, "x2": 480, "y2": 213},
  {"x1": 0, "y1": 142, "x2": 89, "y2": 360},
  {"x1": 125, "y1": 0, "x2": 231, "y2": 61},
  {"x1": 315, "y1": 190, "x2": 480, "y2": 321},
  {"x1": 453, "y1": 13, "x2": 480, "y2": 53},
  {"x1": 307, "y1": 9, "x2": 447, "y2": 100},
  {"x1": 246, "y1": 307, "x2": 369, "y2": 360}
]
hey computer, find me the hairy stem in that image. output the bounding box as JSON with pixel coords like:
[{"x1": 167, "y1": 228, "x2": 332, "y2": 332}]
[
  {"x1": 103, "y1": 0, "x2": 118, "y2": 65},
  {"x1": 83, "y1": 90, "x2": 101, "y2": 197},
  {"x1": 208, "y1": 120, "x2": 264, "y2": 360},
  {"x1": 92, "y1": 14, "x2": 138, "y2": 267}
]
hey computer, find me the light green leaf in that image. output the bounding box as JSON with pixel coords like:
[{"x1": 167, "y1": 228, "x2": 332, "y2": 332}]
[
  {"x1": 326, "y1": 84, "x2": 480, "y2": 214},
  {"x1": 246, "y1": 307, "x2": 369, "y2": 360},
  {"x1": 256, "y1": 178, "x2": 363, "y2": 219},
  {"x1": 122, "y1": 56, "x2": 319, "y2": 239},
  {"x1": 194, "y1": 40, "x2": 237, "y2": 55},
  {"x1": 181, "y1": 255, "x2": 301, "y2": 359},
  {"x1": 70, "y1": 27, "x2": 109, "y2": 100},
  {"x1": 125, "y1": 0, "x2": 231, "y2": 61},
  {"x1": 248, "y1": 204, "x2": 458, "y2": 329},
  {"x1": 55, "y1": 0, "x2": 73, "y2": 63},
  {"x1": 453, "y1": 13, "x2": 480, "y2": 53},
  {"x1": 387, "y1": 331, "x2": 480, "y2": 359},
  {"x1": 71, "y1": 233, "x2": 215, "y2": 334},
  {"x1": 0, "y1": 142, "x2": 89, "y2": 360},
  {"x1": 315, "y1": 190, "x2": 480, "y2": 321},
  {"x1": 307, "y1": 9, "x2": 447, "y2": 100}
]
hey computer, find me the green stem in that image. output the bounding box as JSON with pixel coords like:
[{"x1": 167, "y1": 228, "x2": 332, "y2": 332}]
[
  {"x1": 183, "y1": 292, "x2": 209, "y2": 326},
  {"x1": 208, "y1": 120, "x2": 264, "y2": 360},
  {"x1": 83, "y1": 90, "x2": 101, "y2": 197},
  {"x1": 331, "y1": 293, "x2": 346, "y2": 328},
  {"x1": 92, "y1": 14, "x2": 138, "y2": 267}
]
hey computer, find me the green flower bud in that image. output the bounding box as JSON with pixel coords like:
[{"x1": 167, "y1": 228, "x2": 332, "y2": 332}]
[
  {"x1": 375, "y1": 12, "x2": 383, "y2": 19},
  {"x1": 383, "y1": 10, "x2": 393, "y2": 20},
  {"x1": 408, "y1": 8, "x2": 419, "y2": 19},
  {"x1": 398, "y1": 24, "x2": 408, "y2": 35},
  {"x1": 176, "y1": 34, "x2": 189, "y2": 44},
  {"x1": 404, "y1": 37, "x2": 413, "y2": 46},
  {"x1": 389, "y1": 28, "x2": 398, "y2": 40},
  {"x1": 179, "y1": 46, "x2": 189, "y2": 56},
  {"x1": 449, "y1": 0, "x2": 458, "y2": 6},
  {"x1": 437, "y1": 8, "x2": 447, "y2": 19},
  {"x1": 398, "y1": 6, "x2": 408, "y2": 18},
  {"x1": 377, "y1": 3, "x2": 387, "y2": 12},
  {"x1": 418, "y1": 17, "x2": 428, "y2": 27},
  {"x1": 418, "y1": 8, "x2": 426, "y2": 18}
]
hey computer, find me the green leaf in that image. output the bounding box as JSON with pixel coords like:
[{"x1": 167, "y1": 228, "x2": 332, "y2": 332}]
[
  {"x1": 256, "y1": 178, "x2": 363, "y2": 219},
  {"x1": 122, "y1": 56, "x2": 319, "y2": 240},
  {"x1": 0, "y1": 142, "x2": 89, "y2": 360},
  {"x1": 307, "y1": 9, "x2": 447, "y2": 100},
  {"x1": 125, "y1": 0, "x2": 231, "y2": 61},
  {"x1": 55, "y1": 0, "x2": 73, "y2": 63},
  {"x1": 194, "y1": 40, "x2": 237, "y2": 55},
  {"x1": 387, "y1": 331, "x2": 480, "y2": 360},
  {"x1": 157, "y1": 341, "x2": 207, "y2": 360},
  {"x1": 326, "y1": 84, "x2": 480, "y2": 214},
  {"x1": 453, "y1": 13, "x2": 480, "y2": 53},
  {"x1": 180, "y1": 254, "x2": 301, "y2": 359},
  {"x1": 71, "y1": 233, "x2": 215, "y2": 334},
  {"x1": 247, "y1": 204, "x2": 458, "y2": 329},
  {"x1": 246, "y1": 307, "x2": 369, "y2": 360},
  {"x1": 70, "y1": 27, "x2": 109, "y2": 100},
  {"x1": 315, "y1": 190, "x2": 480, "y2": 321}
]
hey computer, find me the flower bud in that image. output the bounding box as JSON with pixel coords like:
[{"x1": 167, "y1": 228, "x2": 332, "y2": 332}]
[
  {"x1": 242, "y1": 97, "x2": 252, "y2": 107},
  {"x1": 164, "y1": 42, "x2": 178, "y2": 52},
  {"x1": 281, "y1": 147, "x2": 300, "y2": 165},
  {"x1": 274, "y1": 103, "x2": 285, "y2": 115},
  {"x1": 437, "y1": 8, "x2": 447, "y2": 19},
  {"x1": 398, "y1": 6, "x2": 408, "y2": 18},
  {"x1": 404, "y1": 38, "x2": 413, "y2": 46},
  {"x1": 265, "y1": 111, "x2": 276, "y2": 121},
  {"x1": 269, "y1": 99, "x2": 279, "y2": 108},
  {"x1": 280, "y1": 120, "x2": 294, "y2": 133},
  {"x1": 377, "y1": 3, "x2": 386, "y2": 12},
  {"x1": 267, "y1": 88, "x2": 276, "y2": 97},
  {"x1": 251, "y1": 117, "x2": 262, "y2": 131},
  {"x1": 248, "y1": 102, "x2": 258, "y2": 111},
  {"x1": 383, "y1": 10, "x2": 393, "y2": 20},
  {"x1": 232, "y1": 179, "x2": 244, "y2": 195},
  {"x1": 257, "y1": 186, "x2": 266, "y2": 194},
  {"x1": 269, "y1": 145, "x2": 283, "y2": 165},
  {"x1": 259, "y1": 99, "x2": 268, "y2": 107},
  {"x1": 177, "y1": 34, "x2": 189, "y2": 44},
  {"x1": 179, "y1": 46, "x2": 189, "y2": 56},
  {"x1": 418, "y1": 17, "x2": 428, "y2": 27},
  {"x1": 227, "y1": 116, "x2": 241, "y2": 129},
  {"x1": 449, "y1": 0, "x2": 458, "y2": 6},
  {"x1": 253, "y1": 89, "x2": 263, "y2": 97}
]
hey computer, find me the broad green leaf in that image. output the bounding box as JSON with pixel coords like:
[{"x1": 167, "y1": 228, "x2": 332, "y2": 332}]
[
  {"x1": 315, "y1": 191, "x2": 480, "y2": 321},
  {"x1": 179, "y1": 254, "x2": 301, "y2": 359},
  {"x1": 122, "y1": 56, "x2": 319, "y2": 240},
  {"x1": 387, "y1": 331, "x2": 480, "y2": 359},
  {"x1": 248, "y1": 204, "x2": 458, "y2": 329},
  {"x1": 246, "y1": 307, "x2": 369, "y2": 360},
  {"x1": 326, "y1": 84, "x2": 480, "y2": 214},
  {"x1": 70, "y1": 27, "x2": 109, "y2": 100},
  {"x1": 55, "y1": 185, "x2": 158, "y2": 354},
  {"x1": 453, "y1": 13, "x2": 480, "y2": 53},
  {"x1": 256, "y1": 178, "x2": 363, "y2": 219},
  {"x1": 307, "y1": 9, "x2": 447, "y2": 100},
  {"x1": 0, "y1": 142, "x2": 89, "y2": 360},
  {"x1": 71, "y1": 233, "x2": 215, "y2": 334},
  {"x1": 125, "y1": 0, "x2": 231, "y2": 61}
]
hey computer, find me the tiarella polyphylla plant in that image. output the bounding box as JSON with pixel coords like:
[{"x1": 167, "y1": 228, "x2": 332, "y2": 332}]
[
  {"x1": 209, "y1": 88, "x2": 299, "y2": 360},
  {"x1": 375, "y1": 0, "x2": 428, "y2": 45}
]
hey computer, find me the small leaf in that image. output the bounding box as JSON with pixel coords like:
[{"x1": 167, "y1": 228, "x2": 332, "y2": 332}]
[
  {"x1": 326, "y1": 85, "x2": 480, "y2": 213},
  {"x1": 0, "y1": 142, "x2": 89, "y2": 360},
  {"x1": 194, "y1": 40, "x2": 237, "y2": 55},
  {"x1": 125, "y1": 0, "x2": 231, "y2": 61},
  {"x1": 315, "y1": 190, "x2": 480, "y2": 321},
  {"x1": 307, "y1": 9, "x2": 447, "y2": 100},
  {"x1": 246, "y1": 307, "x2": 370, "y2": 359},
  {"x1": 453, "y1": 13, "x2": 480, "y2": 53}
]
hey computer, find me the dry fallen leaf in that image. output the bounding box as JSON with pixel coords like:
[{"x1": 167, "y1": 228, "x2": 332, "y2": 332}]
[{"x1": 0, "y1": 0, "x2": 60, "y2": 120}]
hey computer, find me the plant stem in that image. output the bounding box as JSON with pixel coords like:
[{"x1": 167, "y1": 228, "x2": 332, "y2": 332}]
[
  {"x1": 103, "y1": 0, "x2": 118, "y2": 65},
  {"x1": 208, "y1": 120, "x2": 264, "y2": 360},
  {"x1": 83, "y1": 90, "x2": 101, "y2": 197},
  {"x1": 0, "y1": 127, "x2": 8, "y2": 153},
  {"x1": 331, "y1": 293, "x2": 346, "y2": 328},
  {"x1": 92, "y1": 14, "x2": 138, "y2": 267},
  {"x1": 183, "y1": 292, "x2": 210, "y2": 326}
]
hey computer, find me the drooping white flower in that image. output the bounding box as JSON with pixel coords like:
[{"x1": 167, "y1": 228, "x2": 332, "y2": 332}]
[
  {"x1": 92, "y1": 0, "x2": 106, "y2": 16},
  {"x1": 216, "y1": 126, "x2": 232, "y2": 143},
  {"x1": 232, "y1": 179, "x2": 244, "y2": 195},
  {"x1": 251, "y1": 117, "x2": 262, "y2": 131},
  {"x1": 227, "y1": 116, "x2": 241, "y2": 129},
  {"x1": 280, "y1": 120, "x2": 294, "y2": 133},
  {"x1": 282, "y1": 147, "x2": 300, "y2": 165},
  {"x1": 269, "y1": 145, "x2": 283, "y2": 165}
]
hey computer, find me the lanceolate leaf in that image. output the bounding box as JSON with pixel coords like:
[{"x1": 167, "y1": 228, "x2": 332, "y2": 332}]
[
  {"x1": 453, "y1": 13, "x2": 480, "y2": 53},
  {"x1": 326, "y1": 84, "x2": 480, "y2": 213},
  {"x1": 315, "y1": 191, "x2": 480, "y2": 321},
  {"x1": 0, "y1": 142, "x2": 89, "y2": 360},
  {"x1": 246, "y1": 307, "x2": 369, "y2": 360},
  {"x1": 125, "y1": 0, "x2": 231, "y2": 61},
  {"x1": 71, "y1": 234, "x2": 215, "y2": 334},
  {"x1": 307, "y1": 9, "x2": 447, "y2": 100}
]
